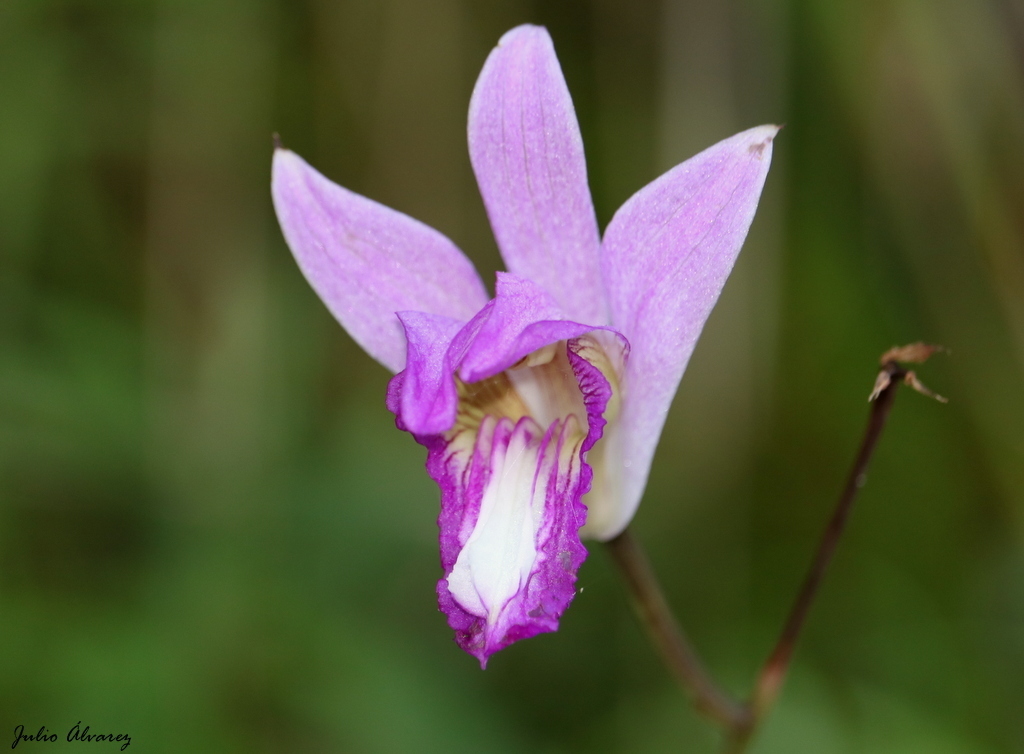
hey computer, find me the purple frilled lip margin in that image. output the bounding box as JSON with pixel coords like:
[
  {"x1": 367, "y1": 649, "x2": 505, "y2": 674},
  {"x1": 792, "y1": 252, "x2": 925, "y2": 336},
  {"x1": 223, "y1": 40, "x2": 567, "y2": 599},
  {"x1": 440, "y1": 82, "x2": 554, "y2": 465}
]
[{"x1": 272, "y1": 24, "x2": 777, "y2": 667}]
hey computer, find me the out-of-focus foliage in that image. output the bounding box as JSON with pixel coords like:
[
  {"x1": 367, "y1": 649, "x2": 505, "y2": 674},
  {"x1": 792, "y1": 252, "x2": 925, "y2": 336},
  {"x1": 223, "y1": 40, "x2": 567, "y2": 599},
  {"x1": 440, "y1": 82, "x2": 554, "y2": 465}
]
[{"x1": 1, "y1": 0, "x2": 1022, "y2": 751}]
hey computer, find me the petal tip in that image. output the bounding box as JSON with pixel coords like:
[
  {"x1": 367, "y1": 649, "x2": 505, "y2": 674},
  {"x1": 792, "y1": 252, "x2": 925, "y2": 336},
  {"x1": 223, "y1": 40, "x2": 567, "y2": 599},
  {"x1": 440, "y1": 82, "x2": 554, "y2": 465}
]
[
  {"x1": 271, "y1": 147, "x2": 305, "y2": 183},
  {"x1": 745, "y1": 124, "x2": 782, "y2": 158},
  {"x1": 497, "y1": 23, "x2": 549, "y2": 47}
]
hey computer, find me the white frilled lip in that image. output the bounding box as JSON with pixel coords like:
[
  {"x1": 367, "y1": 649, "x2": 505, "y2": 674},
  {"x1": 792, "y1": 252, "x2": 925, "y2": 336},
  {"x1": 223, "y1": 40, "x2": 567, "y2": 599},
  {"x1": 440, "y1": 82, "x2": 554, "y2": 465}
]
[{"x1": 421, "y1": 334, "x2": 616, "y2": 666}]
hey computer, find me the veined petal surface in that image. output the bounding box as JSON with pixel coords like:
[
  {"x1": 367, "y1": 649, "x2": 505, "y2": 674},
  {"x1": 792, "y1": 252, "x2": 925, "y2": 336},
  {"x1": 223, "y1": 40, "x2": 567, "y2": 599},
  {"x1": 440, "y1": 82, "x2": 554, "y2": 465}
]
[
  {"x1": 272, "y1": 149, "x2": 489, "y2": 373},
  {"x1": 589, "y1": 125, "x2": 778, "y2": 540},
  {"x1": 468, "y1": 25, "x2": 606, "y2": 326}
]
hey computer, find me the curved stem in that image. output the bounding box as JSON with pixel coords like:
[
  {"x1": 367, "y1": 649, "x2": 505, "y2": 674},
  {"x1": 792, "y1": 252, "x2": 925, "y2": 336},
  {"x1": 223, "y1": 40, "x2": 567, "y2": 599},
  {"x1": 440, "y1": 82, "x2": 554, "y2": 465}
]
[
  {"x1": 746, "y1": 362, "x2": 905, "y2": 720},
  {"x1": 724, "y1": 361, "x2": 909, "y2": 752}
]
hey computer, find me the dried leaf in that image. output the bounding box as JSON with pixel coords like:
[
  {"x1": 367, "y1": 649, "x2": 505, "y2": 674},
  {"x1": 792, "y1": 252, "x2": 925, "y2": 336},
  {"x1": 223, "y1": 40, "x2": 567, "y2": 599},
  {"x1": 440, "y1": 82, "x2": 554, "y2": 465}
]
[{"x1": 879, "y1": 342, "x2": 944, "y2": 365}]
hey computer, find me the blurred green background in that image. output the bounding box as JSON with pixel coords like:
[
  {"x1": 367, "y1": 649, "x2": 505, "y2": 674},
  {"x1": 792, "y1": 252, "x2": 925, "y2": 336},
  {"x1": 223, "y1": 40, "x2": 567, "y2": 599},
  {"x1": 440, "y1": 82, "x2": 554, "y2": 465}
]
[{"x1": 2, "y1": 0, "x2": 1024, "y2": 751}]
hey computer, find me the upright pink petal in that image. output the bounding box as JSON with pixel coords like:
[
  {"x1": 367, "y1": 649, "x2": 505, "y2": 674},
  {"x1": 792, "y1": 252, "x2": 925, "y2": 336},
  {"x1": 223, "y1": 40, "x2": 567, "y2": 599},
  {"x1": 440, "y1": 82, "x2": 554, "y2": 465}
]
[
  {"x1": 468, "y1": 25, "x2": 607, "y2": 326},
  {"x1": 589, "y1": 125, "x2": 779, "y2": 540},
  {"x1": 272, "y1": 149, "x2": 490, "y2": 373}
]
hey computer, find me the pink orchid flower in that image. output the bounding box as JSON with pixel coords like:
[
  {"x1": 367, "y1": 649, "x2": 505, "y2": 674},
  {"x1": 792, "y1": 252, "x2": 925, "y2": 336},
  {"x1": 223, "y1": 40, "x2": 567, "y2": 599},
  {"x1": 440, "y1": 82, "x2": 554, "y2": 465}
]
[{"x1": 272, "y1": 24, "x2": 777, "y2": 666}]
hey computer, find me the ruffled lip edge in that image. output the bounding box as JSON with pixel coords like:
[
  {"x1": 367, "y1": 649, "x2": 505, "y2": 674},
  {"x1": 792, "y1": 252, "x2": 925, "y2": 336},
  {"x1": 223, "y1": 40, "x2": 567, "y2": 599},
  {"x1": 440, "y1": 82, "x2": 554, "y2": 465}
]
[{"x1": 427, "y1": 333, "x2": 617, "y2": 666}]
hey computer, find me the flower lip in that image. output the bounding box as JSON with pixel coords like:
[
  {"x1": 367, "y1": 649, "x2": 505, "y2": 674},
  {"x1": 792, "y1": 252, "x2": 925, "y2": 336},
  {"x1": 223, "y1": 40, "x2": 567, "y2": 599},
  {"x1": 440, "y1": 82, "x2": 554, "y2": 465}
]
[{"x1": 431, "y1": 332, "x2": 617, "y2": 666}]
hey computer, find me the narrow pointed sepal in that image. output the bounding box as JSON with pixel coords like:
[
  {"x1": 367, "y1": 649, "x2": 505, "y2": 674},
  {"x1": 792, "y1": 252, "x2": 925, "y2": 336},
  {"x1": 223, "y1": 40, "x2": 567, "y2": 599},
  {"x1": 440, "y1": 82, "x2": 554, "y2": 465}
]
[{"x1": 271, "y1": 149, "x2": 489, "y2": 373}]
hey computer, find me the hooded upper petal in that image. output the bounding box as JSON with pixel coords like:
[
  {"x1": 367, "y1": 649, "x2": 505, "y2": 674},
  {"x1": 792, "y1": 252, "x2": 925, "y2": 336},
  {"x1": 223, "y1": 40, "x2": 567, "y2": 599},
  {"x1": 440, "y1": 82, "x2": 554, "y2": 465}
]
[
  {"x1": 272, "y1": 149, "x2": 490, "y2": 373},
  {"x1": 586, "y1": 125, "x2": 779, "y2": 540},
  {"x1": 459, "y1": 273, "x2": 601, "y2": 382},
  {"x1": 388, "y1": 272, "x2": 611, "y2": 435},
  {"x1": 468, "y1": 25, "x2": 607, "y2": 326}
]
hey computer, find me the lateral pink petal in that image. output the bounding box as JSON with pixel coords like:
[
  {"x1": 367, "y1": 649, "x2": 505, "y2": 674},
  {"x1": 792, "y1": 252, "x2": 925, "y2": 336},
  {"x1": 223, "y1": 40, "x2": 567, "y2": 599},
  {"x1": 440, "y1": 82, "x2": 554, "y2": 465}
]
[
  {"x1": 272, "y1": 149, "x2": 489, "y2": 373},
  {"x1": 468, "y1": 25, "x2": 606, "y2": 326},
  {"x1": 593, "y1": 125, "x2": 778, "y2": 540}
]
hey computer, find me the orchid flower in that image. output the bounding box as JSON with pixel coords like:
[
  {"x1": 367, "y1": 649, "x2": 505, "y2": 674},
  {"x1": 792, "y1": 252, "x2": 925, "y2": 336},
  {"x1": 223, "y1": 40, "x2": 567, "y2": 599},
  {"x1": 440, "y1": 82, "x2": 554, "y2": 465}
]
[{"x1": 272, "y1": 24, "x2": 777, "y2": 666}]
